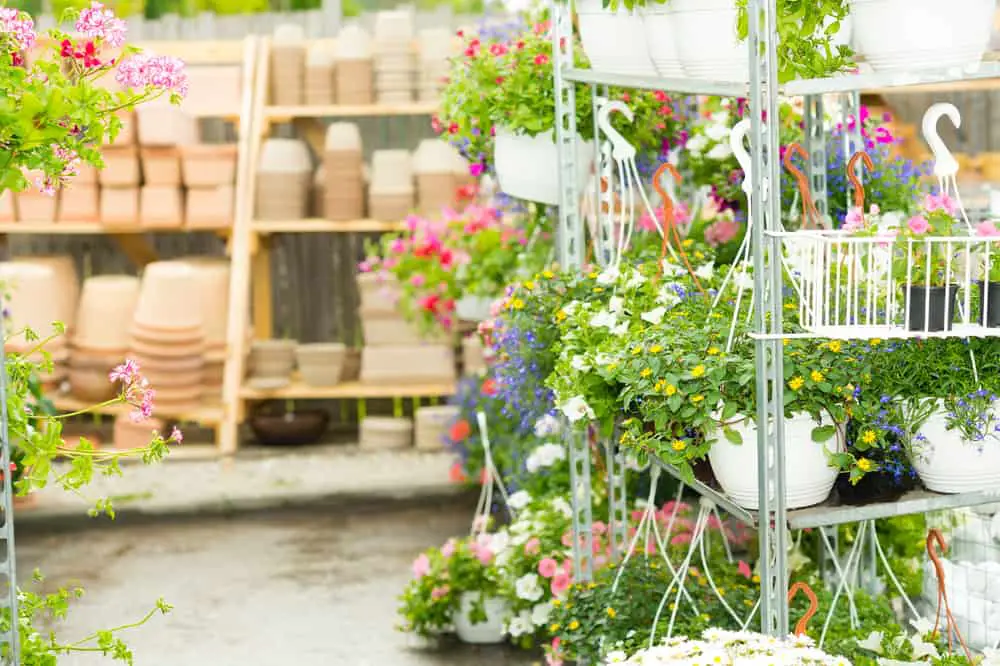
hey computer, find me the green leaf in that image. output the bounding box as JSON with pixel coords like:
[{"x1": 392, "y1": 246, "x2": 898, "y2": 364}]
[
  {"x1": 723, "y1": 427, "x2": 743, "y2": 445},
  {"x1": 811, "y1": 425, "x2": 836, "y2": 443}
]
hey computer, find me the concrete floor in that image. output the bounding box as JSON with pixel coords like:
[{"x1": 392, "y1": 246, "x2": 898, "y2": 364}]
[{"x1": 15, "y1": 500, "x2": 537, "y2": 666}]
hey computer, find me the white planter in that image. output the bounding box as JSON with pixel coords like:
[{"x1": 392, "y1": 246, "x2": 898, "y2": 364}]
[
  {"x1": 494, "y1": 127, "x2": 592, "y2": 206},
  {"x1": 454, "y1": 593, "x2": 507, "y2": 644},
  {"x1": 577, "y1": 0, "x2": 656, "y2": 76},
  {"x1": 850, "y1": 0, "x2": 993, "y2": 72},
  {"x1": 912, "y1": 407, "x2": 1000, "y2": 494},
  {"x1": 643, "y1": 3, "x2": 685, "y2": 77},
  {"x1": 708, "y1": 412, "x2": 840, "y2": 510},
  {"x1": 671, "y1": 0, "x2": 748, "y2": 82},
  {"x1": 455, "y1": 295, "x2": 494, "y2": 322}
]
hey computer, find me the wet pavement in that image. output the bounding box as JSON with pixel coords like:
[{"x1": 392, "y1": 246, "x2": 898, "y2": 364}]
[{"x1": 15, "y1": 499, "x2": 539, "y2": 666}]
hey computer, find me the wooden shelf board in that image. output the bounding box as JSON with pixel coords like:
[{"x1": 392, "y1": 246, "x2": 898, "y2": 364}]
[
  {"x1": 0, "y1": 222, "x2": 232, "y2": 234},
  {"x1": 252, "y1": 219, "x2": 406, "y2": 234},
  {"x1": 51, "y1": 394, "x2": 225, "y2": 426},
  {"x1": 264, "y1": 102, "x2": 437, "y2": 119},
  {"x1": 240, "y1": 379, "x2": 455, "y2": 400}
]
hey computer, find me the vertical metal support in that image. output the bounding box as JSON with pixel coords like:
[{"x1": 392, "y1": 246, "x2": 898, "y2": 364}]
[
  {"x1": 748, "y1": 0, "x2": 789, "y2": 638},
  {"x1": 594, "y1": 88, "x2": 614, "y2": 268},
  {"x1": 859, "y1": 520, "x2": 879, "y2": 594},
  {"x1": 804, "y1": 95, "x2": 829, "y2": 224},
  {"x1": 568, "y1": 427, "x2": 594, "y2": 582},
  {"x1": 606, "y1": 437, "x2": 628, "y2": 564},
  {"x1": 841, "y1": 91, "x2": 865, "y2": 185},
  {"x1": 552, "y1": 0, "x2": 583, "y2": 269},
  {"x1": 0, "y1": 315, "x2": 19, "y2": 663},
  {"x1": 819, "y1": 525, "x2": 840, "y2": 588}
]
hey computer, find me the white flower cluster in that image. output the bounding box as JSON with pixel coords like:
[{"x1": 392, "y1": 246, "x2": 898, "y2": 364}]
[
  {"x1": 686, "y1": 108, "x2": 734, "y2": 161},
  {"x1": 608, "y1": 629, "x2": 851, "y2": 666},
  {"x1": 526, "y1": 442, "x2": 566, "y2": 473}
]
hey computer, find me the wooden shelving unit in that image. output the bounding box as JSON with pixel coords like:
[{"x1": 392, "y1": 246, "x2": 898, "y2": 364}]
[
  {"x1": 264, "y1": 102, "x2": 438, "y2": 120},
  {"x1": 251, "y1": 218, "x2": 407, "y2": 234},
  {"x1": 239, "y1": 379, "x2": 455, "y2": 400}
]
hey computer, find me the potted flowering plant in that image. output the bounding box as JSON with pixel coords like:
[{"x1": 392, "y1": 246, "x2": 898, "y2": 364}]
[
  {"x1": 610, "y1": 628, "x2": 851, "y2": 665},
  {"x1": 972, "y1": 218, "x2": 1000, "y2": 327}
]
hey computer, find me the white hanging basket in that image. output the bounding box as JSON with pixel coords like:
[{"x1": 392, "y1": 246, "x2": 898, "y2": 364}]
[
  {"x1": 850, "y1": 0, "x2": 993, "y2": 72},
  {"x1": 577, "y1": 0, "x2": 656, "y2": 76},
  {"x1": 494, "y1": 127, "x2": 593, "y2": 206},
  {"x1": 642, "y1": 3, "x2": 685, "y2": 77},
  {"x1": 670, "y1": 0, "x2": 749, "y2": 82},
  {"x1": 911, "y1": 404, "x2": 1000, "y2": 494},
  {"x1": 454, "y1": 593, "x2": 508, "y2": 644},
  {"x1": 455, "y1": 295, "x2": 495, "y2": 323},
  {"x1": 708, "y1": 412, "x2": 840, "y2": 510}
]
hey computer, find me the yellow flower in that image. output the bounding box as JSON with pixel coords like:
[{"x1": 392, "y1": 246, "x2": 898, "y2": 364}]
[
  {"x1": 827, "y1": 340, "x2": 842, "y2": 353},
  {"x1": 744, "y1": 599, "x2": 755, "y2": 607},
  {"x1": 640, "y1": 368, "x2": 652, "y2": 378},
  {"x1": 588, "y1": 271, "x2": 598, "y2": 279},
  {"x1": 550, "y1": 623, "x2": 560, "y2": 632},
  {"x1": 861, "y1": 430, "x2": 876, "y2": 445},
  {"x1": 691, "y1": 394, "x2": 705, "y2": 403},
  {"x1": 542, "y1": 270, "x2": 555, "y2": 279},
  {"x1": 707, "y1": 347, "x2": 720, "y2": 356},
  {"x1": 631, "y1": 346, "x2": 643, "y2": 355},
  {"x1": 664, "y1": 384, "x2": 677, "y2": 396},
  {"x1": 783, "y1": 338, "x2": 790, "y2": 346},
  {"x1": 606, "y1": 607, "x2": 617, "y2": 619},
  {"x1": 654, "y1": 380, "x2": 666, "y2": 392},
  {"x1": 691, "y1": 364, "x2": 706, "y2": 378},
  {"x1": 553, "y1": 599, "x2": 561, "y2": 607},
  {"x1": 523, "y1": 280, "x2": 535, "y2": 290},
  {"x1": 682, "y1": 239, "x2": 694, "y2": 248},
  {"x1": 717, "y1": 588, "x2": 726, "y2": 596},
  {"x1": 592, "y1": 287, "x2": 604, "y2": 293},
  {"x1": 672, "y1": 439, "x2": 686, "y2": 451},
  {"x1": 752, "y1": 575, "x2": 760, "y2": 583},
  {"x1": 784, "y1": 302, "x2": 796, "y2": 310},
  {"x1": 810, "y1": 370, "x2": 824, "y2": 383},
  {"x1": 555, "y1": 310, "x2": 567, "y2": 323},
  {"x1": 858, "y1": 458, "x2": 874, "y2": 472},
  {"x1": 511, "y1": 298, "x2": 525, "y2": 310},
  {"x1": 649, "y1": 344, "x2": 663, "y2": 353},
  {"x1": 870, "y1": 338, "x2": 882, "y2": 346},
  {"x1": 789, "y1": 376, "x2": 805, "y2": 391},
  {"x1": 587, "y1": 582, "x2": 597, "y2": 590},
  {"x1": 569, "y1": 620, "x2": 580, "y2": 630},
  {"x1": 694, "y1": 251, "x2": 705, "y2": 261}
]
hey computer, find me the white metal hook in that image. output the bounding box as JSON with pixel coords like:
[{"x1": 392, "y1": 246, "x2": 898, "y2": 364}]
[
  {"x1": 598, "y1": 100, "x2": 637, "y2": 162},
  {"x1": 922, "y1": 103, "x2": 961, "y2": 179},
  {"x1": 730, "y1": 119, "x2": 752, "y2": 196}
]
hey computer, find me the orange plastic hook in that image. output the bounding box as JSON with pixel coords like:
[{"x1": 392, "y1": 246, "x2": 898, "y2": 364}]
[
  {"x1": 787, "y1": 582, "x2": 819, "y2": 637},
  {"x1": 847, "y1": 151, "x2": 875, "y2": 211},
  {"x1": 651, "y1": 163, "x2": 705, "y2": 298},
  {"x1": 926, "y1": 528, "x2": 974, "y2": 662},
  {"x1": 782, "y1": 143, "x2": 822, "y2": 230}
]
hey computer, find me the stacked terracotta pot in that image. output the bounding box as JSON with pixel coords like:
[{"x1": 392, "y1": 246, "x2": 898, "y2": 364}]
[
  {"x1": 99, "y1": 115, "x2": 142, "y2": 226},
  {"x1": 181, "y1": 143, "x2": 238, "y2": 229},
  {"x1": 368, "y1": 150, "x2": 414, "y2": 221},
  {"x1": 246, "y1": 339, "x2": 296, "y2": 390},
  {"x1": 323, "y1": 123, "x2": 365, "y2": 221},
  {"x1": 127, "y1": 262, "x2": 206, "y2": 413},
  {"x1": 136, "y1": 99, "x2": 198, "y2": 229},
  {"x1": 335, "y1": 26, "x2": 373, "y2": 105},
  {"x1": 305, "y1": 42, "x2": 337, "y2": 106},
  {"x1": 373, "y1": 11, "x2": 414, "y2": 104},
  {"x1": 270, "y1": 25, "x2": 307, "y2": 106},
  {"x1": 414, "y1": 140, "x2": 471, "y2": 215},
  {"x1": 296, "y1": 343, "x2": 347, "y2": 386},
  {"x1": 256, "y1": 138, "x2": 313, "y2": 220},
  {"x1": 360, "y1": 416, "x2": 413, "y2": 450},
  {"x1": 71, "y1": 275, "x2": 140, "y2": 401},
  {"x1": 357, "y1": 272, "x2": 456, "y2": 384},
  {"x1": 178, "y1": 257, "x2": 230, "y2": 402},
  {"x1": 0, "y1": 260, "x2": 73, "y2": 384},
  {"x1": 417, "y1": 28, "x2": 453, "y2": 102},
  {"x1": 15, "y1": 170, "x2": 60, "y2": 223}
]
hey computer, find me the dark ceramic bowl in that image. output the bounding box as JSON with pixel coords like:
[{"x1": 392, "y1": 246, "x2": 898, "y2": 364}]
[{"x1": 249, "y1": 409, "x2": 329, "y2": 446}]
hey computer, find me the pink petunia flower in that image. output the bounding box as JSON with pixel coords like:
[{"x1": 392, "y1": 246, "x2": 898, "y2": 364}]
[
  {"x1": 538, "y1": 557, "x2": 558, "y2": 579},
  {"x1": 704, "y1": 219, "x2": 740, "y2": 247},
  {"x1": 907, "y1": 215, "x2": 930, "y2": 235},
  {"x1": 524, "y1": 537, "x2": 541, "y2": 556},
  {"x1": 842, "y1": 207, "x2": 865, "y2": 232},
  {"x1": 441, "y1": 538, "x2": 457, "y2": 559},
  {"x1": 976, "y1": 220, "x2": 1000, "y2": 237},
  {"x1": 738, "y1": 560, "x2": 752, "y2": 579},
  {"x1": 550, "y1": 572, "x2": 571, "y2": 597}
]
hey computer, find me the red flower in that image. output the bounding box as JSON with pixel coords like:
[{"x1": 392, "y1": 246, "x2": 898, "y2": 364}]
[
  {"x1": 654, "y1": 90, "x2": 668, "y2": 102},
  {"x1": 60, "y1": 39, "x2": 74, "y2": 58},
  {"x1": 515, "y1": 40, "x2": 525, "y2": 50},
  {"x1": 534, "y1": 54, "x2": 549, "y2": 66},
  {"x1": 447, "y1": 123, "x2": 459, "y2": 134},
  {"x1": 481, "y1": 378, "x2": 497, "y2": 396},
  {"x1": 448, "y1": 462, "x2": 467, "y2": 483},
  {"x1": 450, "y1": 419, "x2": 471, "y2": 442},
  {"x1": 495, "y1": 76, "x2": 504, "y2": 85},
  {"x1": 439, "y1": 248, "x2": 454, "y2": 268},
  {"x1": 418, "y1": 294, "x2": 440, "y2": 312}
]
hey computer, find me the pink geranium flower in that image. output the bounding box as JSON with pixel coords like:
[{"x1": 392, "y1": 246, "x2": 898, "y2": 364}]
[
  {"x1": 907, "y1": 215, "x2": 930, "y2": 235},
  {"x1": 738, "y1": 560, "x2": 752, "y2": 579},
  {"x1": 976, "y1": 220, "x2": 1000, "y2": 237},
  {"x1": 704, "y1": 218, "x2": 740, "y2": 247},
  {"x1": 538, "y1": 557, "x2": 558, "y2": 579},
  {"x1": 441, "y1": 538, "x2": 457, "y2": 558},
  {"x1": 412, "y1": 553, "x2": 431, "y2": 578},
  {"x1": 842, "y1": 207, "x2": 865, "y2": 232},
  {"x1": 923, "y1": 192, "x2": 958, "y2": 216}
]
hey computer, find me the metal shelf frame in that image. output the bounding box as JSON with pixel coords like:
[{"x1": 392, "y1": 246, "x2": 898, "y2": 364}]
[{"x1": 551, "y1": 0, "x2": 1000, "y2": 641}]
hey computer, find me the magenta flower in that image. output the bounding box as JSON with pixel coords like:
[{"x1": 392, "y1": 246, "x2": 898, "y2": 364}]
[
  {"x1": 76, "y1": 2, "x2": 127, "y2": 47},
  {"x1": 0, "y1": 8, "x2": 36, "y2": 50},
  {"x1": 738, "y1": 560, "x2": 752, "y2": 579},
  {"x1": 923, "y1": 192, "x2": 958, "y2": 216},
  {"x1": 538, "y1": 557, "x2": 558, "y2": 579},
  {"x1": 976, "y1": 220, "x2": 1000, "y2": 237},
  {"x1": 468, "y1": 162, "x2": 484, "y2": 177},
  {"x1": 704, "y1": 219, "x2": 740, "y2": 247},
  {"x1": 907, "y1": 215, "x2": 930, "y2": 235},
  {"x1": 842, "y1": 207, "x2": 865, "y2": 232},
  {"x1": 411, "y1": 553, "x2": 431, "y2": 578},
  {"x1": 550, "y1": 572, "x2": 571, "y2": 596},
  {"x1": 169, "y1": 426, "x2": 183, "y2": 444},
  {"x1": 115, "y1": 53, "x2": 189, "y2": 97}
]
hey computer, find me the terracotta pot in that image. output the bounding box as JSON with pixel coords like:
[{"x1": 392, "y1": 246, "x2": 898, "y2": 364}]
[
  {"x1": 149, "y1": 384, "x2": 204, "y2": 403},
  {"x1": 270, "y1": 42, "x2": 306, "y2": 106},
  {"x1": 127, "y1": 353, "x2": 203, "y2": 373},
  {"x1": 359, "y1": 416, "x2": 413, "y2": 450},
  {"x1": 129, "y1": 337, "x2": 205, "y2": 359},
  {"x1": 136, "y1": 103, "x2": 198, "y2": 146},
  {"x1": 0, "y1": 190, "x2": 13, "y2": 222},
  {"x1": 180, "y1": 144, "x2": 238, "y2": 187},
  {"x1": 186, "y1": 186, "x2": 234, "y2": 229},
  {"x1": 176, "y1": 258, "x2": 230, "y2": 346},
  {"x1": 73, "y1": 275, "x2": 140, "y2": 351},
  {"x1": 103, "y1": 111, "x2": 136, "y2": 146},
  {"x1": 12, "y1": 255, "x2": 79, "y2": 331},
  {"x1": 75, "y1": 163, "x2": 99, "y2": 185},
  {"x1": 100, "y1": 187, "x2": 140, "y2": 226},
  {"x1": 140, "y1": 148, "x2": 182, "y2": 185},
  {"x1": 70, "y1": 345, "x2": 128, "y2": 370},
  {"x1": 183, "y1": 66, "x2": 243, "y2": 118},
  {"x1": 58, "y1": 186, "x2": 100, "y2": 222},
  {"x1": 99, "y1": 147, "x2": 141, "y2": 187},
  {"x1": 133, "y1": 261, "x2": 203, "y2": 331},
  {"x1": 130, "y1": 322, "x2": 202, "y2": 344},
  {"x1": 113, "y1": 415, "x2": 165, "y2": 450},
  {"x1": 69, "y1": 367, "x2": 118, "y2": 402},
  {"x1": 140, "y1": 186, "x2": 184, "y2": 228},
  {"x1": 15, "y1": 189, "x2": 59, "y2": 223},
  {"x1": 360, "y1": 345, "x2": 456, "y2": 384},
  {"x1": 0, "y1": 262, "x2": 64, "y2": 347}
]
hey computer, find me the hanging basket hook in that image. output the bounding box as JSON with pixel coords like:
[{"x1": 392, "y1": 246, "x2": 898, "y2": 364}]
[
  {"x1": 782, "y1": 143, "x2": 822, "y2": 230},
  {"x1": 652, "y1": 163, "x2": 706, "y2": 298},
  {"x1": 787, "y1": 581, "x2": 819, "y2": 637},
  {"x1": 847, "y1": 151, "x2": 874, "y2": 211},
  {"x1": 922, "y1": 103, "x2": 961, "y2": 180},
  {"x1": 926, "y1": 528, "x2": 974, "y2": 662}
]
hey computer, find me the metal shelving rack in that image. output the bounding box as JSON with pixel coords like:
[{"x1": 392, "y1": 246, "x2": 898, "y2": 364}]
[{"x1": 551, "y1": 0, "x2": 1000, "y2": 638}]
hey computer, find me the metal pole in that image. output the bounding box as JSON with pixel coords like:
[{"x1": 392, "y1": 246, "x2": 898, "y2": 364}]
[{"x1": 0, "y1": 311, "x2": 20, "y2": 663}]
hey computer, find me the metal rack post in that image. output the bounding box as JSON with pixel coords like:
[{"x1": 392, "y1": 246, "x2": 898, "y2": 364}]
[
  {"x1": 805, "y1": 95, "x2": 829, "y2": 223},
  {"x1": 0, "y1": 315, "x2": 19, "y2": 663}
]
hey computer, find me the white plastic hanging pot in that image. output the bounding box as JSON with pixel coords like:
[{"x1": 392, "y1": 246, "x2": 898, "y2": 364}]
[
  {"x1": 642, "y1": 2, "x2": 685, "y2": 77},
  {"x1": 455, "y1": 295, "x2": 495, "y2": 323},
  {"x1": 911, "y1": 404, "x2": 1000, "y2": 493},
  {"x1": 670, "y1": 0, "x2": 748, "y2": 82},
  {"x1": 850, "y1": 0, "x2": 993, "y2": 72},
  {"x1": 454, "y1": 593, "x2": 508, "y2": 644},
  {"x1": 708, "y1": 412, "x2": 840, "y2": 510},
  {"x1": 577, "y1": 0, "x2": 657, "y2": 76},
  {"x1": 494, "y1": 127, "x2": 593, "y2": 206}
]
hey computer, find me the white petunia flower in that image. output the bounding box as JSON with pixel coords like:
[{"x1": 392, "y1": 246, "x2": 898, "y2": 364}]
[
  {"x1": 856, "y1": 631, "x2": 883, "y2": 654},
  {"x1": 570, "y1": 355, "x2": 589, "y2": 372},
  {"x1": 706, "y1": 142, "x2": 733, "y2": 161},
  {"x1": 609, "y1": 295, "x2": 624, "y2": 313},
  {"x1": 560, "y1": 396, "x2": 595, "y2": 423},
  {"x1": 641, "y1": 306, "x2": 667, "y2": 325},
  {"x1": 514, "y1": 573, "x2": 544, "y2": 602},
  {"x1": 910, "y1": 616, "x2": 935, "y2": 636},
  {"x1": 551, "y1": 497, "x2": 573, "y2": 517},
  {"x1": 606, "y1": 650, "x2": 629, "y2": 663},
  {"x1": 660, "y1": 259, "x2": 685, "y2": 278},
  {"x1": 533, "y1": 414, "x2": 561, "y2": 437},
  {"x1": 507, "y1": 610, "x2": 533, "y2": 637},
  {"x1": 508, "y1": 490, "x2": 531, "y2": 511},
  {"x1": 530, "y1": 601, "x2": 554, "y2": 626},
  {"x1": 611, "y1": 322, "x2": 629, "y2": 336},
  {"x1": 910, "y1": 636, "x2": 939, "y2": 660},
  {"x1": 625, "y1": 270, "x2": 646, "y2": 289},
  {"x1": 658, "y1": 286, "x2": 682, "y2": 307},
  {"x1": 686, "y1": 135, "x2": 708, "y2": 156},
  {"x1": 597, "y1": 267, "x2": 619, "y2": 285},
  {"x1": 589, "y1": 309, "x2": 617, "y2": 330},
  {"x1": 694, "y1": 261, "x2": 715, "y2": 281},
  {"x1": 705, "y1": 122, "x2": 730, "y2": 142}
]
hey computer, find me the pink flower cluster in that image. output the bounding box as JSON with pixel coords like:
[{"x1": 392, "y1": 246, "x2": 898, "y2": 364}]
[
  {"x1": 537, "y1": 555, "x2": 573, "y2": 597},
  {"x1": 0, "y1": 8, "x2": 36, "y2": 51},
  {"x1": 115, "y1": 52, "x2": 189, "y2": 97},
  {"x1": 108, "y1": 359, "x2": 155, "y2": 422},
  {"x1": 75, "y1": 1, "x2": 127, "y2": 48}
]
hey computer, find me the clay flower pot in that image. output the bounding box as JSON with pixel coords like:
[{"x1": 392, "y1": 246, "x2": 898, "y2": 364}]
[
  {"x1": 140, "y1": 148, "x2": 182, "y2": 185},
  {"x1": 100, "y1": 187, "x2": 140, "y2": 227},
  {"x1": 0, "y1": 262, "x2": 64, "y2": 348},
  {"x1": 177, "y1": 258, "x2": 230, "y2": 346},
  {"x1": 295, "y1": 342, "x2": 346, "y2": 386},
  {"x1": 140, "y1": 186, "x2": 184, "y2": 228},
  {"x1": 73, "y1": 275, "x2": 140, "y2": 352},
  {"x1": 69, "y1": 367, "x2": 118, "y2": 402},
  {"x1": 12, "y1": 255, "x2": 79, "y2": 332},
  {"x1": 58, "y1": 186, "x2": 100, "y2": 222},
  {"x1": 359, "y1": 416, "x2": 413, "y2": 450},
  {"x1": 133, "y1": 261, "x2": 204, "y2": 331},
  {"x1": 186, "y1": 186, "x2": 234, "y2": 229},
  {"x1": 180, "y1": 144, "x2": 238, "y2": 187},
  {"x1": 99, "y1": 147, "x2": 141, "y2": 187},
  {"x1": 113, "y1": 415, "x2": 165, "y2": 450}
]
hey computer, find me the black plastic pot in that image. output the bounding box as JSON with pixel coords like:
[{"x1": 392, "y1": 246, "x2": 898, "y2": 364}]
[
  {"x1": 905, "y1": 284, "x2": 958, "y2": 332},
  {"x1": 979, "y1": 281, "x2": 1000, "y2": 328},
  {"x1": 834, "y1": 471, "x2": 916, "y2": 506}
]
